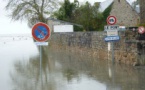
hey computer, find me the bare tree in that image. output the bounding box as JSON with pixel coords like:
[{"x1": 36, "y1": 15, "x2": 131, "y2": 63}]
[{"x1": 6, "y1": 0, "x2": 59, "y2": 27}]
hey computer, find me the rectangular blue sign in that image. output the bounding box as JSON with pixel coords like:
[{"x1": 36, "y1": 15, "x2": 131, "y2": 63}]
[{"x1": 104, "y1": 36, "x2": 120, "y2": 42}]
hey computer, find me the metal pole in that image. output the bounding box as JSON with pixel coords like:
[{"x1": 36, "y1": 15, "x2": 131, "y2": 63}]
[
  {"x1": 143, "y1": 44, "x2": 145, "y2": 64},
  {"x1": 112, "y1": 64, "x2": 115, "y2": 90},
  {"x1": 39, "y1": 46, "x2": 43, "y2": 89},
  {"x1": 112, "y1": 42, "x2": 114, "y2": 64}
]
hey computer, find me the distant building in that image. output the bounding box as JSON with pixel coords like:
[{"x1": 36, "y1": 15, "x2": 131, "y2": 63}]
[
  {"x1": 47, "y1": 18, "x2": 82, "y2": 32},
  {"x1": 110, "y1": 0, "x2": 140, "y2": 26}
]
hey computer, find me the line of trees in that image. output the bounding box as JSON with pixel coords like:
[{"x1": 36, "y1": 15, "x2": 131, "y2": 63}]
[
  {"x1": 52, "y1": 0, "x2": 112, "y2": 31},
  {"x1": 5, "y1": 0, "x2": 112, "y2": 31}
]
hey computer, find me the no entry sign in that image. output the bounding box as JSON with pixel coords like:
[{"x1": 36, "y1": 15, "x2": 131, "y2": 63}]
[
  {"x1": 32, "y1": 22, "x2": 51, "y2": 42},
  {"x1": 107, "y1": 16, "x2": 117, "y2": 25},
  {"x1": 138, "y1": 26, "x2": 145, "y2": 34}
]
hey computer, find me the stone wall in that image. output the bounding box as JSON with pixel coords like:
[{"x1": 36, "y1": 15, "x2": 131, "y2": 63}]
[
  {"x1": 110, "y1": 0, "x2": 140, "y2": 26},
  {"x1": 49, "y1": 31, "x2": 139, "y2": 66}
]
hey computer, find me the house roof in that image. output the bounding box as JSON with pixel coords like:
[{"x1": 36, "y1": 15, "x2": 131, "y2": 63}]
[{"x1": 47, "y1": 17, "x2": 83, "y2": 27}]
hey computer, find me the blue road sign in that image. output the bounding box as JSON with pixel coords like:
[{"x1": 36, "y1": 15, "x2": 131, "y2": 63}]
[
  {"x1": 35, "y1": 26, "x2": 48, "y2": 38},
  {"x1": 32, "y1": 22, "x2": 50, "y2": 42},
  {"x1": 104, "y1": 36, "x2": 120, "y2": 42}
]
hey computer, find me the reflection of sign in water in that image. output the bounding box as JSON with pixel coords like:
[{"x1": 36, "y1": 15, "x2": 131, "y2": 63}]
[
  {"x1": 32, "y1": 22, "x2": 51, "y2": 42},
  {"x1": 107, "y1": 16, "x2": 117, "y2": 25}
]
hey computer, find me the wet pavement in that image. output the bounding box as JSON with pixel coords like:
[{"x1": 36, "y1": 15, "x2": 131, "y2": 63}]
[{"x1": 0, "y1": 36, "x2": 145, "y2": 90}]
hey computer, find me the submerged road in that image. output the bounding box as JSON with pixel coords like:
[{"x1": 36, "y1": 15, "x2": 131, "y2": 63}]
[{"x1": 0, "y1": 36, "x2": 145, "y2": 90}]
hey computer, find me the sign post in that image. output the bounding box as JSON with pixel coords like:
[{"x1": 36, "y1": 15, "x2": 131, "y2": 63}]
[
  {"x1": 32, "y1": 22, "x2": 51, "y2": 88},
  {"x1": 39, "y1": 46, "x2": 42, "y2": 88},
  {"x1": 105, "y1": 16, "x2": 118, "y2": 64}
]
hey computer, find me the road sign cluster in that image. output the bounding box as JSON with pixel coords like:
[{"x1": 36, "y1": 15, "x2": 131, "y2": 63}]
[{"x1": 104, "y1": 15, "x2": 120, "y2": 42}]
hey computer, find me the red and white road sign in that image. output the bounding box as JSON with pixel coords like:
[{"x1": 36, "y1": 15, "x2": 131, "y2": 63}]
[
  {"x1": 32, "y1": 22, "x2": 51, "y2": 42},
  {"x1": 138, "y1": 26, "x2": 145, "y2": 34},
  {"x1": 107, "y1": 16, "x2": 117, "y2": 25}
]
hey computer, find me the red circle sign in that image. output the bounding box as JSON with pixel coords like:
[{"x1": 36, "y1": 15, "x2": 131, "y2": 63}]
[
  {"x1": 138, "y1": 26, "x2": 145, "y2": 34},
  {"x1": 32, "y1": 22, "x2": 51, "y2": 42},
  {"x1": 107, "y1": 16, "x2": 117, "y2": 25}
]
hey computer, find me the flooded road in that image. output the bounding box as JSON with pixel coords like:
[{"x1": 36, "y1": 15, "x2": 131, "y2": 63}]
[
  {"x1": 0, "y1": 36, "x2": 145, "y2": 90},
  {"x1": 0, "y1": 36, "x2": 39, "y2": 90}
]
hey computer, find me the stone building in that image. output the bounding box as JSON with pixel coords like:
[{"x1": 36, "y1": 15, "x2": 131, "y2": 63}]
[
  {"x1": 110, "y1": 0, "x2": 140, "y2": 26},
  {"x1": 140, "y1": 0, "x2": 145, "y2": 24}
]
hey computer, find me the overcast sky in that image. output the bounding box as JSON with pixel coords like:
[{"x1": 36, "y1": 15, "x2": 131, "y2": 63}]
[
  {"x1": 0, "y1": 0, "x2": 135, "y2": 35},
  {"x1": 0, "y1": 1, "x2": 31, "y2": 35}
]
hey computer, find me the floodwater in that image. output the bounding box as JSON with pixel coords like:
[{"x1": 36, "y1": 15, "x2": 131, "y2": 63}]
[{"x1": 0, "y1": 36, "x2": 145, "y2": 90}]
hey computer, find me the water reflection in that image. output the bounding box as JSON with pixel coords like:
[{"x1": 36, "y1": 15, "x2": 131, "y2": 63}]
[
  {"x1": 10, "y1": 46, "x2": 56, "y2": 90},
  {"x1": 0, "y1": 37, "x2": 39, "y2": 90},
  {"x1": 10, "y1": 46, "x2": 145, "y2": 90}
]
